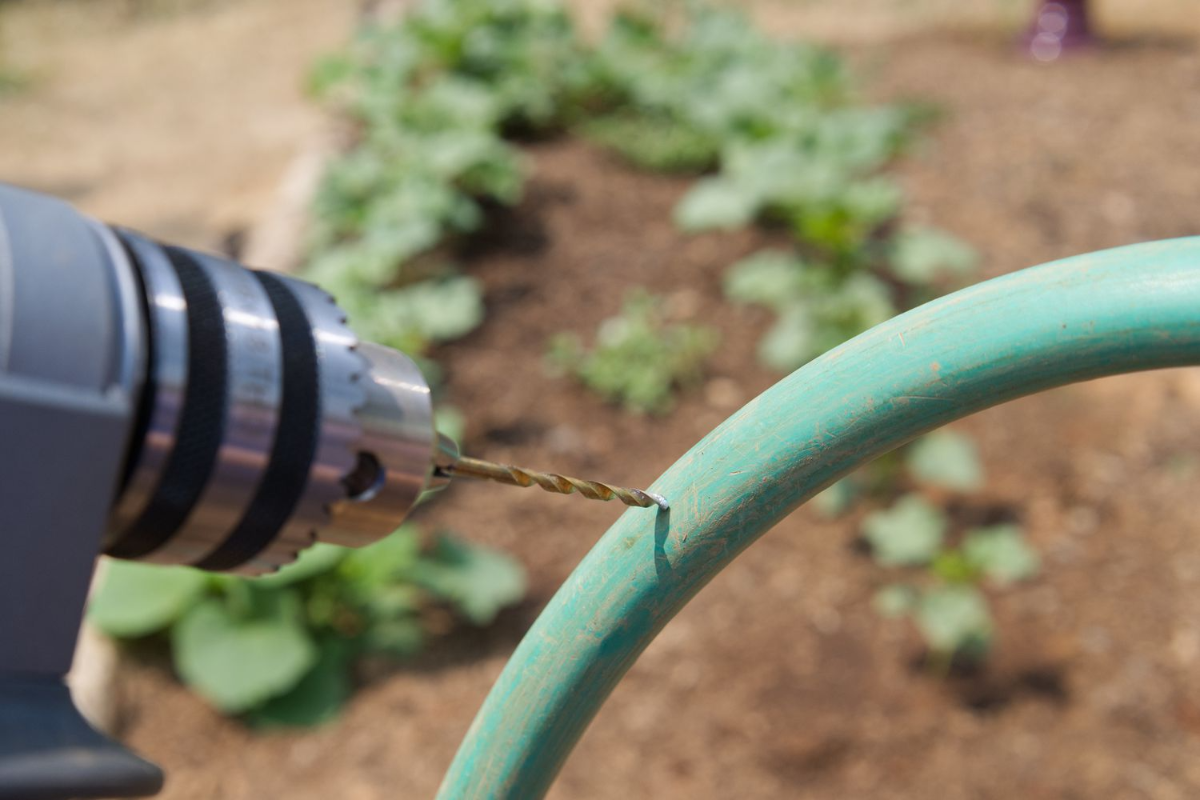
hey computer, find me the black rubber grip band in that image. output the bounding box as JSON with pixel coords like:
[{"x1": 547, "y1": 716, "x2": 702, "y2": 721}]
[
  {"x1": 106, "y1": 247, "x2": 229, "y2": 559},
  {"x1": 194, "y1": 272, "x2": 321, "y2": 570}
]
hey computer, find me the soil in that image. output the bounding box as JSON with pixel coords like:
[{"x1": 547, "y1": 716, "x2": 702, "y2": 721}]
[
  {"x1": 0, "y1": 0, "x2": 354, "y2": 248},
  {"x1": 9, "y1": 1, "x2": 1200, "y2": 798}
]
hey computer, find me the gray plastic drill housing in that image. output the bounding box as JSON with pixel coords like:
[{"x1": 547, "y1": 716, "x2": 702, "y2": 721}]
[{"x1": 0, "y1": 183, "x2": 162, "y2": 797}]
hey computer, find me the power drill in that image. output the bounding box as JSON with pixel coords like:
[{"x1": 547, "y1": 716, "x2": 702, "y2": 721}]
[{"x1": 0, "y1": 182, "x2": 664, "y2": 799}]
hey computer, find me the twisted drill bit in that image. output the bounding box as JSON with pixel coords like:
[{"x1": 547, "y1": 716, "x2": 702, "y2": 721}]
[{"x1": 438, "y1": 454, "x2": 669, "y2": 510}]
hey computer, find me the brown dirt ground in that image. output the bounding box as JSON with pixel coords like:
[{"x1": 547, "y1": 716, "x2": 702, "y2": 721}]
[{"x1": 9, "y1": 1, "x2": 1200, "y2": 798}]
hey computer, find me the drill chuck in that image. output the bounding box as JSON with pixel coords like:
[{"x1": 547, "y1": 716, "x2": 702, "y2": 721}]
[
  {"x1": 1, "y1": 183, "x2": 440, "y2": 575},
  {"x1": 103, "y1": 229, "x2": 439, "y2": 572}
]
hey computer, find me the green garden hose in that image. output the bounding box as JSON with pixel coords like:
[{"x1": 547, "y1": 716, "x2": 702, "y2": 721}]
[{"x1": 437, "y1": 238, "x2": 1200, "y2": 799}]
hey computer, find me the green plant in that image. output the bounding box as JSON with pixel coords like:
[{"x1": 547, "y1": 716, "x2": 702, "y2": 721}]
[
  {"x1": 309, "y1": 0, "x2": 974, "y2": 400},
  {"x1": 724, "y1": 250, "x2": 897, "y2": 371},
  {"x1": 89, "y1": 526, "x2": 525, "y2": 726},
  {"x1": 905, "y1": 428, "x2": 985, "y2": 492},
  {"x1": 871, "y1": 514, "x2": 1039, "y2": 666},
  {"x1": 586, "y1": 6, "x2": 911, "y2": 246},
  {"x1": 850, "y1": 432, "x2": 1039, "y2": 666},
  {"x1": 305, "y1": 0, "x2": 589, "y2": 357},
  {"x1": 575, "y1": 4, "x2": 976, "y2": 375},
  {"x1": 581, "y1": 113, "x2": 719, "y2": 173},
  {"x1": 548, "y1": 290, "x2": 718, "y2": 415},
  {"x1": 724, "y1": 225, "x2": 978, "y2": 370}
]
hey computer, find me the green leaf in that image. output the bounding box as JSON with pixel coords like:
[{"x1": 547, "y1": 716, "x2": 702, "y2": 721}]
[
  {"x1": 411, "y1": 533, "x2": 526, "y2": 625},
  {"x1": 873, "y1": 584, "x2": 918, "y2": 618},
  {"x1": 582, "y1": 113, "x2": 719, "y2": 174},
  {"x1": 340, "y1": 526, "x2": 423, "y2": 596},
  {"x1": 172, "y1": 590, "x2": 316, "y2": 713},
  {"x1": 253, "y1": 544, "x2": 348, "y2": 589},
  {"x1": 829, "y1": 273, "x2": 895, "y2": 331},
  {"x1": 914, "y1": 584, "x2": 992, "y2": 658},
  {"x1": 88, "y1": 561, "x2": 208, "y2": 638},
  {"x1": 757, "y1": 306, "x2": 817, "y2": 373},
  {"x1": 723, "y1": 250, "x2": 809, "y2": 311},
  {"x1": 376, "y1": 277, "x2": 486, "y2": 345},
  {"x1": 840, "y1": 178, "x2": 902, "y2": 228},
  {"x1": 963, "y1": 524, "x2": 1040, "y2": 586},
  {"x1": 246, "y1": 639, "x2": 353, "y2": 729},
  {"x1": 930, "y1": 549, "x2": 982, "y2": 584},
  {"x1": 890, "y1": 227, "x2": 978, "y2": 285},
  {"x1": 553, "y1": 290, "x2": 718, "y2": 414},
  {"x1": 674, "y1": 178, "x2": 759, "y2": 231},
  {"x1": 906, "y1": 430, "x2": 984, "y2": 492},
  {"x1": 363, "y1": 616, "x2": 426, "y2": 658},
  {"x1": 365, "y1": 583, "x2": 424, "y2": 620},
  {"x1": 861, "y1": 494, "x2": 947, "y2": 567}
]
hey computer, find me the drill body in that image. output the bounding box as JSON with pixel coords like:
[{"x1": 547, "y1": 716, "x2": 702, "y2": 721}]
[{"x1": 0, "y1": 183, "x2": 444, "y2": 798}]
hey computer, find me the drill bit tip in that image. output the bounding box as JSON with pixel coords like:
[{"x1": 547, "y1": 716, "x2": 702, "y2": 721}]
[
  {"x1": 645, "y1": 491, "x2": 670, "y2": 510},
  {"x1": 440, "y1": 455, "x2": 668, "y2": 511}
]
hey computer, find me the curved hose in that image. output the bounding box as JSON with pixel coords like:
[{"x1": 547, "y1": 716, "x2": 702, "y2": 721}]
[{"x1": 437, "y1": 239, "x2": 1200, "y2": 799}]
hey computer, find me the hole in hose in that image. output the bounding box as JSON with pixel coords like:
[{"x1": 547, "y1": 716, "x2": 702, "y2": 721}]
[{"x1": 343, "y1": 452, "x2": 386, "y2": 502}]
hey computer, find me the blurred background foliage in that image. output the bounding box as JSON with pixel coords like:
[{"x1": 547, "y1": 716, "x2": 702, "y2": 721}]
[{"x1": 87, "y1": 0, "x2": 999, "y2": 725}]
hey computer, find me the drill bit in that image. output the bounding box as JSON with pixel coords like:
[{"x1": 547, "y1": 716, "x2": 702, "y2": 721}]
[{"x1": 437, "y1": 454, "x2": 669, "y2": 510}]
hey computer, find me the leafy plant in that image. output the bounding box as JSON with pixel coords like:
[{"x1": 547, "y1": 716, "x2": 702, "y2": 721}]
[
  {"x1": 89, "y1": 527, "x2": 525, "y2": 725},
  {"x1": 581, "y1": 113, "x2": 719, "y2": 173},
  {"x1": 906, "y1": 430, "x2": 985, "y2": 493},
  {"x1": 890, "y1": 226, "x2": 979, "y2": 287},
  {"x1": 723, "y1": 222, "x2": 977, "y2": 373},
  {"x1": 862, "y1": 494, "x2": 947, "y2": 567},
  {"x1": 572, "y1": 4, "x2": 976, "y2": 377},
  {"x1": 724, "y1": 250, "x2": 896, "y2": 371},
  {"x1": 871, "y1": 517, "x2": 1039, "y2": 665},
  {"x1": 308, "y1": 0, "x2": 975, "y2": 413},
  {"x1": 851, "y1": 431, "x2": 1039, "y2": 665},
  {"x1": 305, "y1": 0, "x2": 590, "y2": 357},
  {"x1": 584, "y1": 5, "x2": 913, "y2": 250},
  {"x1": 548, "y1": 290, "x2": 719, "y2": 415}
]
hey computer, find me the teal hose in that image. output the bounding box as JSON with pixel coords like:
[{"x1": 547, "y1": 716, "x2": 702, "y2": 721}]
[{"x1": 437, "y1": 239, "x2": 1200, "y2": 799}]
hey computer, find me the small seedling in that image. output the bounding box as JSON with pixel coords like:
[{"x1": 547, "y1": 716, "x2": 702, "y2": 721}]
[
  {"x1": 814, "y1": 428, "x2": 1038, "y2": 666},
  {"x1": 852, "y1": 433, "x2": 1040, "y2": 666},
  {"x1": 889, "y1": 227, "x2": 979, "y2": 287},
  {"x1": 870, "y1": 517, "x2": 1039, "y2": 667},
  {"x1": 905, "y1": 430, "x2": 985, "y2": 493},
  {"x1": 724, "y1": 250, "x2": 896, "y2": 372},
  {"x1": 581, "y1": 113, "x2": 719, "y2": 174},
  {"x1": 548, "y1": 290, "x2": 719, "y2": 415}
]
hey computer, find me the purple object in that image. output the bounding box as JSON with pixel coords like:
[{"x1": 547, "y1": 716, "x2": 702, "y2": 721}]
[{"x1": 1024, "y1": 0, "x2": 1094, "y2": 61}]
